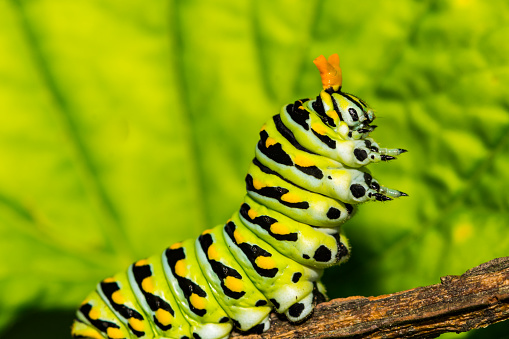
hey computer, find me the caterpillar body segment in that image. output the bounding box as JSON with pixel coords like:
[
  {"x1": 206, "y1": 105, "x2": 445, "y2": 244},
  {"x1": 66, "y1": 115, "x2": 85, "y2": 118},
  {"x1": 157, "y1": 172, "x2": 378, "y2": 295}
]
[
  {"x1": 195, "y1": 226, "x2": 272, "y2": 332},
  {"x1": 72, "y1": 53, "x2": 407, "y2": 339},
  {"x1": 239, "y1": 196, "x2": 345, "y2": 268},
  {"x1": 128, "y1": 256, "x2": 192, "y2": 338},
  {"x1": 245, "y1": 159, "x2": 355, "y2": 227}
]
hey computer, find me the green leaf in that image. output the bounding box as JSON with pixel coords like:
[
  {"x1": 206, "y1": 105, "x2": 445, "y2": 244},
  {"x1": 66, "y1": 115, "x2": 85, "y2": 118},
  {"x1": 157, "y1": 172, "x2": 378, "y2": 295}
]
[{"x1": 0, "y1": 0, "x2": 508, "y2": 338}]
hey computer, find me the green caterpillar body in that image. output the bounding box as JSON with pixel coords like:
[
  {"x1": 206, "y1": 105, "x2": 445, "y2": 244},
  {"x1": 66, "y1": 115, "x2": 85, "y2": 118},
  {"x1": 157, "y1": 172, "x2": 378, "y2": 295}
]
[{"x1": 71, "y1": 54, "x2": 406, "y2": 339}]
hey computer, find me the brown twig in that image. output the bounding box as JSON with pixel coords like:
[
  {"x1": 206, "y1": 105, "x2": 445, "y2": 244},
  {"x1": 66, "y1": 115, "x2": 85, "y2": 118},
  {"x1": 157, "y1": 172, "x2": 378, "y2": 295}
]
[{"x1": 231, "y1": 257, "x2": 509, "y2": 339}]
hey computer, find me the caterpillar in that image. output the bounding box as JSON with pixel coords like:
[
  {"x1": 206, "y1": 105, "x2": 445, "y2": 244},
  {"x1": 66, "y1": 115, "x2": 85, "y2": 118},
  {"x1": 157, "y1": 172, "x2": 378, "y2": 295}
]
[{"x1": 71, "y1": 53, "x2": 407, "y2": 339}]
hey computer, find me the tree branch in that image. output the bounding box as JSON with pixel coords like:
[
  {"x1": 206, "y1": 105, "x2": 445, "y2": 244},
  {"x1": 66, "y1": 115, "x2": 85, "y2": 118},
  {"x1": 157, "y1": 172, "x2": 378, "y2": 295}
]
[{"x1": 232, "y1": 257, "x2": 509, "y2": 338}]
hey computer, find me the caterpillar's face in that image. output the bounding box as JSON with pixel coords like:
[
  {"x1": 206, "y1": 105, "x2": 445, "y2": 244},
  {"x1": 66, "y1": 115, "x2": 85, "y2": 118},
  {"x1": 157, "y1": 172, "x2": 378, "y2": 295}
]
[{"x1": 333, "y1": 92, "x2": 375, "y2": 130}]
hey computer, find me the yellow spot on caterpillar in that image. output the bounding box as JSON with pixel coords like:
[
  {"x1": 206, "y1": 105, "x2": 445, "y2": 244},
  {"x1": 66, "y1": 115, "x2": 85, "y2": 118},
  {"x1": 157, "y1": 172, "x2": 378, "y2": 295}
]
[
  {"x1": 190, "y1": 293, "x2": 207, "y2": 310},
  {"x1": 207, "y1": 244, "x2": 219, "y2": 261},
  {"x1": 252, "y1": 178, "x2": 265, "y2": 190},
  {"x1": 141, "y1": 277, "x2": 155, "y2": 293},
  {"x1": 155, "y1": 308, "x2": 173, "y2": 326},
  {"x1": 255, "y1": 256, "x2": 276, "y2": 270},
  {"x1": 103, "y1": 277, "x2": 115, "y2": 283},
  {"x1": 201, "y1": 229, "x2": 212, "y2": 235},
  {"x1": 320, "y1": 91, "x2": 334, "y2": 109},
  {"x1": 175, "y1": 259, "x2": 187, "y2": 277},
  {"x1": 265, "y1": 136, "x2": 277, "y2": 148},
  {"x1": 88, "y1": 307, "x2": 100, "y2": 320},
  {"x1": 112, "y1": 290, "x2": 125, "y2": 305},
  {"x1": 270, "y1": 222, "x2": 289, "y2": 235},
  {"x1": 233, "y1": 230, "x2": 245, "y2": 244},
  {"x1": 135, "y1": 259, "x2": 149, "y2": 267},
  {"x1": 294, "y1": 155, "x2": 315, "y2": 167},
  {"x1": 224, "y1": 276, "x2": 244, "y2": 293},
  {"x1": 311, "y1": 122, "x2": 328, "y2": 135},
  {"x1": 247, "y1": 209, "x2": 258, "y2": 220},
  {"x1": 128, "y1": 317, "x2": 145, "y2": 332},
  {"x1": 281, "y1": 192, "x2": 302, "y2": 204},
  {"x1": 327, "y1": 109, "x2": 339, "y2": 121},
  {"x1": 106, "y1": 327, "x2": 125, "y2": 339},
  {"x1": 169, "y1": 242, "x2": 182, "y2": 249},
  {"x1": 260, "y1": 124, "x2": 266, "y2": 131}
]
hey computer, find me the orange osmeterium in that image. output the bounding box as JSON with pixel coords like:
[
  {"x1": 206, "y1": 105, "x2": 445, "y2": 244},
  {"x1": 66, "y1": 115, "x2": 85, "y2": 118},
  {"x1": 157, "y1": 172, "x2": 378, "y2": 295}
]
[{"x1": 313, "y1": 54, "x2": 342, "y2": 91}]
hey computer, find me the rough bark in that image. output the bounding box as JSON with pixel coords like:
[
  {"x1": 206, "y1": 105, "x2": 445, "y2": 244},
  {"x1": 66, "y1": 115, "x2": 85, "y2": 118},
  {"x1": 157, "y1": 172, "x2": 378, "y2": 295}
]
[{"x1": 231, "y1": 257, "x2": 509, "y2": 339}]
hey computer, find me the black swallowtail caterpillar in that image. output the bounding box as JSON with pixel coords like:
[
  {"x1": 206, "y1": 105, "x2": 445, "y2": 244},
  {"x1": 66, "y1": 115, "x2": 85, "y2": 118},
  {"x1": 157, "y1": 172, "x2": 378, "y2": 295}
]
[{"x1": 71, "y1": 54, "x2": 407, "y2": 339}]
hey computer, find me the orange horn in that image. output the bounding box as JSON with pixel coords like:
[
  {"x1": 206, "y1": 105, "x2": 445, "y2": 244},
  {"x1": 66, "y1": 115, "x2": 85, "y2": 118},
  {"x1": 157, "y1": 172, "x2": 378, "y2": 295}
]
[{"x1": 313, "y1": 53, "x2": 342, "y2": 91}]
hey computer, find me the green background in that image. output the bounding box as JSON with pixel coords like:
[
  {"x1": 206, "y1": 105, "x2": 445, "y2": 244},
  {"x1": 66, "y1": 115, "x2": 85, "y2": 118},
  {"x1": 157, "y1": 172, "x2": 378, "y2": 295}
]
[{"x1": 0, "y1": 0, "x2": 508, "y2": 338}]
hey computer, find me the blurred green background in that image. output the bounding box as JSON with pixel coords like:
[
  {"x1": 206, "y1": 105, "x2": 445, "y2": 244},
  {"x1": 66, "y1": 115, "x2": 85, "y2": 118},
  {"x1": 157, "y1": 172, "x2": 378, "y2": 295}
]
[{"x1": 0, "y1": 0, "x2": 508, "y2": 338}]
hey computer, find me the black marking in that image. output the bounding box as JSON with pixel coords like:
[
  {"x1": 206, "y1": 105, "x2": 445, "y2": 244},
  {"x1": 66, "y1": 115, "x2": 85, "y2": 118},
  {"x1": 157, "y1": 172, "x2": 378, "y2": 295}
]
[
  {"x1": 350, "y1": 184, "x2": 366, "y2": 198},
  {"x1": 252, "y1": 158, "x2": 312, "y2": 193},
  {"x1": 313, "y1": 96, "x2": 336, "y2": 127},
  {"x1": 381, "y1": 155, "x2": 396, "y2": 161},
  {"x1": 354, "y1": 148, "x2": 368, "y2": 162},
  {"x1": 364, "y1": 140, "x2": 372, "y2": 148},
  {"x1": 273, "y1": 115, "x2": 315, "y2": 154},
  {"x1": 288, "y1": 303, "x2": 305, "y2": 318},
  {"x1": 363, "y1": 172, "x2": 372, "y2": 187},
  {"x1": 245, "y1": 174, "x2": 309, "y2": 210},
  {"x1": 335, "y1": 233, "x2": 350, "y2": 262},
  {"x1": 313, "y1": 245, "x2": 332, "y2": 262},
  {"x1": 193, "y1": 333, "x2": 202, "y2": 339},
  {"x1": 330, "y1": 95, "x2": 341, "y2": 124},
  {"x1": 231, "y1": 319, "x2": 241, "y2": 329},
  {"x1": 258, "y1": 130, "x2": 293, "y2": 166},
  {"x1": 270, "y1": 298, "x2": 281, "y2": 309},
  {"x1": 79, "y1": 303, "x2": 121, "y2": 335},
  {"x1": 311, "y1": 128, "x2": 336, "y2": 149},
  {"x1": 165, "y1": 248, "x2": 208, "y2": 317},
  {"x1": 99, "y1": 280, "x2": 145, "y2": 337},
  {"x1": 198, "y1": 233, "x2": 246, "y2": 299},
  {"x1": 348, "y1": 108, "x2": 359, "y2": 121},
  {"x1": 153, "y1": 316, "x2": 172, "y2": 332},
  {"x1": 224, "y1": 221, "x2": 278, "y2": 278},
  {"x1": 311, "y1": 97, "x2": 325, "y2": 116},
  {"x1": 341, "y1": 92, "x2": 366, "y2": 113},
  {"x1": 240, "y1": 203, "x2": 298, "y2": 241},
  {"x1": 371, "y1": 181, "x2": 380, "y2": 191},
  {"x1": 292, "y1": 272, "x2": 302, "y2": 283},
  {"x1": 302, "y1": 254, "x2": 310, "y2": 259},
  {"x1": 250, "y1": 323, "x2": 266, "y2": 334},
  {"x1": 348, "y1": 131, "x2": 352, "y2": 138},
  {"x1": 313, "y1": 282, "x2": 327, "y2": 304},
  {"x1": 294, "y1": 164, "x2": 324, "y2": 179},
  {"x1": 345, "y1": 203, "x2": 354, "y2": 214},
  {"x1": 375, "y1": 193, "x2": 392, "y2": 201},
  {"x1": 255, "y1": 300, "x2": 268, "y2": 307},
  {"x1": 220, "y1": 317, "x2": 230, "y2": 323},
  {"x1": 326, "y1": 207, "x2": 341, "y2": 220},
  {"x1": 287, "y1": 102, "x2": 310, "y2": 130},
  {"x1": 327, "y1": 175, "x2": 332, "y2": 180},
  {"x1": 131, "y1": 262, "x2": 175, "y2": 331}
]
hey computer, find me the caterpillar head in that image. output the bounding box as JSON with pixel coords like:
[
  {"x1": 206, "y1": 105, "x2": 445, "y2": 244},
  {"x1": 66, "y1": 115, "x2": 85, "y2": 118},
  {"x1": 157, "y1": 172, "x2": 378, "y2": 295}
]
[{"x1": 313, "y1": 54, "x2": 376, "y2": 138}]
